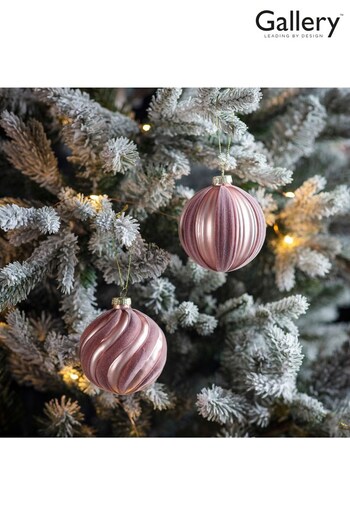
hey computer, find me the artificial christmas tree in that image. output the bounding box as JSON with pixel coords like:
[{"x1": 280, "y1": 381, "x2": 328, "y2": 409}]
[{"x1": 0, "y1": 87, "x2": 350, "y2": 437}]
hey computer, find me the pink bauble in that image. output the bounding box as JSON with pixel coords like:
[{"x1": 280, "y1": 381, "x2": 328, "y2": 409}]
[
  {"x1": 179, "y1": 176, "x2": 266, "y2": 272},
  {"x1": 79, "y1": 298, "x2": 167, "y2": 395}
]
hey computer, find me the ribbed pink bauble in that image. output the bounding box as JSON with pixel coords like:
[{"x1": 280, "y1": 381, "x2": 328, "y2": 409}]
[
  {"x1": 79, "y1": 298, "x2": 167, "y2": 395},
  {"x1": 179, "y1": 175, "x2": 266, "y2": 272}
]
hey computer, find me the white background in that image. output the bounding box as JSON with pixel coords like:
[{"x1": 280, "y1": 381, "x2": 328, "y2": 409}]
[
  {"x1": 0, "y1": 0, "x2": 349, "y2": 523},
  {"x1": 0, "y1": 0, "x2": 349, "y2": 86}
]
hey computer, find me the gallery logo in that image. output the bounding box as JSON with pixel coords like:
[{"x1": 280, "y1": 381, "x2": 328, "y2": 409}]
[{"x1": 256, "y1": 10, "x2": 343, "y2": 38}]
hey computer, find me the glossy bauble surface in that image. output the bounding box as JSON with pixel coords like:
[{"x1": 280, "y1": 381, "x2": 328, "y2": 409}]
[
  {"x1": 79, "y1": 303, "x2": 167, "y2": 395},
  {"x1": 179, "y1": 181, "x2": 266, "y2": 272}
]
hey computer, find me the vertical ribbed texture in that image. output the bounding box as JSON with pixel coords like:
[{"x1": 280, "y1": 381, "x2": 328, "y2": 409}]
[
  {"x1": 79, "y1": 307, "x2": 167, "y2": 395},
  {"x1": 179, "y1": 183, "x2": 266, "y2": 272}
]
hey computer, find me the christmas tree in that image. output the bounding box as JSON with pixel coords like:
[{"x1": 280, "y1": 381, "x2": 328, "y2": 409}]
[{"x1": 0, "y1": 87, "x2": 349, "y2": 437}]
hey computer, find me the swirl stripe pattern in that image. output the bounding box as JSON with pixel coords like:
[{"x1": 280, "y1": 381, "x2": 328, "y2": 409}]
[{"x1": 79, "y1": 306, "x2": 167, "y2": 395}]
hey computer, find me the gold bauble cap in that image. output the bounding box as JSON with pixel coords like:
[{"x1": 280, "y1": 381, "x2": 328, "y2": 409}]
[
  {"x1": 112, "y1": 297, "x2": 132, "y2": 308},
  {"x1": 212, "y1": 175, "x2": 233, "y2": 186}
]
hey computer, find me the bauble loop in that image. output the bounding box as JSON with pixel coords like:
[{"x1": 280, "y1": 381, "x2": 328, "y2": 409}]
[
  {"x1": 179, "y1": 180, "x2": 266, "y2": 272},
  {"x1": 79, "y1": 302, "x2": 167, "y2": 395}
]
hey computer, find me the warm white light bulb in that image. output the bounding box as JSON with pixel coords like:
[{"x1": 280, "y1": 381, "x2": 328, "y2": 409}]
[
  {"x1": 284, "y1": 191, "x2": 295, "y2": 198},
  {"x1": 142, "y1": 124, "x2": 151, "y2": 132},
  {"x1": 283, "y1": 235, "x2": 294, "y2": 245}
]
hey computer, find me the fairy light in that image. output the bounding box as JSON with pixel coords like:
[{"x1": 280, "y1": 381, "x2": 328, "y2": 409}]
[
  {"x1": 283, "y1": 191, "x2": 295, "y2": 198},
  {"x1": 283, "y1": 235, "x2": 295, "y2": 245},
  {"x1": 60, "y1": 117, "x2": 72, "y2": 126},
  {"x1": 60, "y1": 366, "x2": 81, "y2": 385},
  {"x1": 272, "y1": 216, "x2": 296, "y2": 248},
  {"x1": 89, "y1": 194, "x2": 105, "y2": 211},
  {"x1": 272, "y1": 222, "x2": 297, "y2": 249},
  {"x1": 142, "y1": 123, "x2": 151, "y2": 132}
]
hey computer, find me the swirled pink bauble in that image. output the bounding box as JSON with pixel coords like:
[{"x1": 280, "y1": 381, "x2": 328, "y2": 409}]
[
  {"x1": 179, "y1": 179, "x2": 266, "y2": 272},
  {"x1": 79, "y1": 300, "x2": 167, "y2": 395}
]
